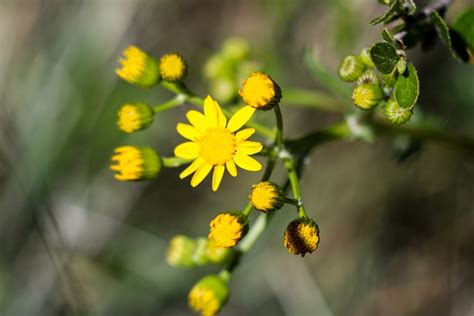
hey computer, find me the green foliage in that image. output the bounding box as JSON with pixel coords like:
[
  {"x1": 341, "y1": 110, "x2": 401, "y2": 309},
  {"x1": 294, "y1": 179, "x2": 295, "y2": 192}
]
[
  {"x1": 453, "y1": 6, "x2": 474, "y2": 49},
  {"x1": 394, "y1": 62, "x2": 419, "y2": 108},
  {"x1": 370, "y1": 42, "x2": 399, "y2": 74},
  {"x1": 370, "y1": 0, "x2": 399, "y2": 26}
]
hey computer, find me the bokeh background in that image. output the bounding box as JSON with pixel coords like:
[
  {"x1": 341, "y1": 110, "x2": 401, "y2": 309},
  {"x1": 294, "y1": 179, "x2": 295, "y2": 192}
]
[{"x1": 0, "y1": 0, "x2": 473, "y2": 315}]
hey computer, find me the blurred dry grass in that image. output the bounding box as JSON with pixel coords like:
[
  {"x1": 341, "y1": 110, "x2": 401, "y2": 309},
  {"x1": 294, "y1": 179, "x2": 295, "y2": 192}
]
[{"x1": 0, "y1": 0, "x2": 473, "y2": 315}]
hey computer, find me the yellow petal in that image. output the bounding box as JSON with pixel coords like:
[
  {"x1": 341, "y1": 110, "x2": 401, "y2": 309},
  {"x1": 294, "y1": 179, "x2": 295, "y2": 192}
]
[
  {"x1": 234, "y1": 153, "x2": 262, "y2": 171},
  {"x1": 190, "y1": 163, "x2": 213, "y2": 187},
  {"x1": 186, "y1": 110, "x2": 208, "y2": 132},
  {"x1": 236, "y1": 141, "x2": 263, "y2": 155},
  {"x1": 212, "y1": 165, "x2": 225, "y2": 191},
  {"x1": 235, "y1": 128, "x2": 255, "y2": 142},
  {"x1": 204, "y1": 95, "x2": 227, "y2": 127},
  {"x1": 174, "y1": 142, "x2": 200, "y2": 159},
  {"x1": 179, "y1": 157, "x2": 205, "y2": 179},
  {"x1": 225, "y1": 160, "x2": 237, "y2": 177},
  {"x1": 177, "y1": 123, "x2": 201, "y2": 141},
  {"x1": 227, "y1": 105, "x2": 256, "y2": 132}
]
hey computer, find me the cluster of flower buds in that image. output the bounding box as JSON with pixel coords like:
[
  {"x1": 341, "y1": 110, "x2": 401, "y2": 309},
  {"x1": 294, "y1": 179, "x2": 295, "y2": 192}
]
[
  {"x1": 338, "y1": 36, "x2": 419, "y2": 125},
  {"x1": 112, "y1": 44, "x2": 320, "y2": 315}
]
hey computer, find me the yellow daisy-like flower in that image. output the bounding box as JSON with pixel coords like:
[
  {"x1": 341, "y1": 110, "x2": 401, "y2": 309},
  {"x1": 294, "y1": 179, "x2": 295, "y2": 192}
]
[
  {"x1": 159, "y1": 53, "x2": 187, "y2": 82},
  {"x1": 208, "y1": 212, "x2": 247, "y2": 248},
  {"x1": 283, "y1": 217, "x2": 319, "y2": 257},
  {"x1": 239, "y1": 72, "x2": 282, "y2": 110},
  {"x1": 117, "y1": 103, "x2": 154, "y2": 133},
  {"x1": 116, "y1": 45, "x2": 159, "y2": 87},
  {"x1": 174, "y1": 95, "x2": 263, "y2": 191},
  {"x1": 110, "y1": 146, "x2": 161, "y2": 181},
  {"x1": 188, "y1": 275, "x2": 229, "y2": 316},
  {"x1": 249, "y1": 181, "x2": 285, "y2": 213}
]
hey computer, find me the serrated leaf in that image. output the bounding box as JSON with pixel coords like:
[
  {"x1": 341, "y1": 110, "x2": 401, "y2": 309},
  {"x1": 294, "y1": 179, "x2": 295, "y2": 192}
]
[
  {"x1": 431, "y1": 11, "x2": 462, "y2": 61},
  {"x1": 370, "y1": 42, "x2": 399, "y2": 74},
  {"x1": 453, "y1": 6, "x2": 474, "y2": 49},
  {"x1": 382, "y1": 28, "x2": 396, "y2": 44},
  {"x1": 394, "y1": 62, "x2": 419, "y2": 108},
  {"x1": 370, "y1": 0, "x2": 399, "y2": 26}
]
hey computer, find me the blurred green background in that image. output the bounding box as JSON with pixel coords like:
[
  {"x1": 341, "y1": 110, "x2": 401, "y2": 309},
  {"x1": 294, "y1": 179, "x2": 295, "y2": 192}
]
[{"x1": 0, "y1": 0, "x2": 473, "y2": 315}]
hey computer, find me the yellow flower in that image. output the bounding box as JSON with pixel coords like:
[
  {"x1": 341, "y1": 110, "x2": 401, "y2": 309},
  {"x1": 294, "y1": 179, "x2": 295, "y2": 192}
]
[
  {"x1": 208, "y1": 212, "x2": 247, "y2": 248},
  {"x1": 117, "y1": 103, "x2": 154, "y2": 133},
  {"x1": 110, "y1": 146, "x2": 161, "y2": 181},
  {"x1": 188, "y1": 275, "x2": 229, "y2": 316},
  {"x1": 174, "y1": 95, "x2": 263, "y2": 191},
  {"x1": 116, "y1": 45, "x2": 159, "y2": 87},
  {"x1": 283, "y1": 217, "x2": 319, "y2": 257},
  {"x1": 249, "y1": 181, "x2": 284, "y2": 213},
  {"x1": 239, "y1": 72, "x2": 281, "y2": 110},
  {"x1": 159, "y1": 53, "x2": 187, "y2": 82}
]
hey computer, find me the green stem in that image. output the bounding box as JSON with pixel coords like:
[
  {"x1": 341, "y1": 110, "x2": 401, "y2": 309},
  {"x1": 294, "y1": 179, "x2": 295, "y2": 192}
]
[
  {"x1": 283, "y1": 158, "x2": 307, "y2": 217},
  {"x1": 162, "y1": 157, "x2": 191, "y2": 168},
  {"x1": 283, "y1": 197, "x2": 299, "y2": 206},
  {"x1": 153, "y1": 95, "x2": 187, "y2": 114},
  {"x1": 241, "y1": 203, "x2": 253, "y2": 217},
  {"x1": 237, "y1": 213, "x2": 269, "y2": 253},
  {"x1": 274, "y1": 105, "x2": 284, "y2": 147}
]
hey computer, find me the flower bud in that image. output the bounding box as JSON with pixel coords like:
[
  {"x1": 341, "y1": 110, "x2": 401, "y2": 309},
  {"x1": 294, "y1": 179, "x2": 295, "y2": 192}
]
[
  {"x1": 166, "y1": 235, "x2": 196, "y2": 268},
  {"x1": 338, "y1": 55, "x2": 366, "y2": 82},
  {"x1": 159, "y1": 53, "x2": 188, "y2": 82},
  {"x1": 116, "y1": 45, "x2": 159, "y2": 87},
  {"x1": 356, "y1": 70, "x2": 379, "y2": 86},
  {"x1": 283, "y1": 217, "x2": 320, "y2": 257},
  {"x1": 192, "y1": 237, "x2": 210, "y2": 266},
  {"x1": 208, "y1": 211, "x2": 248, "y2": 248},
  {"x1": 221, "y1": 37, "x2": 249, "y2": 62},
  {"x1": 110, "y1": 146, "x2": 161, "y2": 181},
  {"x1": 117, "y1": 103, "x2": 154, "y2": 133},
  {"x1": 206, "y1": 240, "x2": 233, "y2": 265},
  {"x1": 384, "y1": 99, "x2": 413, "y2": 125},
  {"x1": 188, "y1": 275, "x2": 229, "y2": 316},
  {"x1": 239, "y1": 72, "x2": 282, "y2": 110},
  {"x1": 359, "y1": 48, "x2": 375, "y2": 68},
  {"x1": 352, "y1": 83, "x2": 384, "y2": 109},
  {"x1": 249, "y1": 181, "x2": 285, "y2": 213}
]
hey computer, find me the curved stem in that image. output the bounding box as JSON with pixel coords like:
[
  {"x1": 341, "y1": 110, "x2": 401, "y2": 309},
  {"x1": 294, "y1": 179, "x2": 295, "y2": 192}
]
[
  {"x1": 283, "y1": 158, "x2": 307, "y2": 217},
  {"x1": 153, "y1": 94, "x2": 187, "y2": 114},
  {"x1": 274, "y1": 105, "x2": 284, "y2": 147}
]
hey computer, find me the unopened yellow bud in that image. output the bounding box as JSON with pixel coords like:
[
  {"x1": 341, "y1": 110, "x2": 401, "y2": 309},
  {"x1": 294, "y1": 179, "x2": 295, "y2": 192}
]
[
  {"x1": 384, "y1": 99, "x2": 413, "y2": 125},
  {"x1": 188, "y1": 275, "x2": 229, "y2": 316},
  {"x1": 117, "y1": 103, "x2": 154, "y2": 133},
  {"x1": 110, "y1": 146, "x2": 161, "y2": 181},
  {"x1": 159, "y1": 53, "x2": 187, "y2": 82},
  {"x1": 249, "y1": 181, "x2": 285, "y2": 213},
  {"x1": 116, "y1": 45, "x2": 159, "y2": 87},
  {"x1": 283, "y1": 217, "x2": 319, "y2": 257},
  {"x1": 239, "y1": 72, "x2": 282, "y2": 110},
  {"x1": 206, "y1": 240, "x2": 233, "y2": 265},
  {"x1": 208, "y1": 211, "x2": 248, "y2": 248}
]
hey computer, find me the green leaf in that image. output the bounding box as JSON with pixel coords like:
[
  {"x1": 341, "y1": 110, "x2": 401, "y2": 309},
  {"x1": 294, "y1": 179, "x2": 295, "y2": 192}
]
[
  {"x1": 370, "y1": 0, "x2": 399, "y2": 26},
  {"x1": 382, "y1": 28, "x2": 395, "y2": 44},
  {"x1": 370, "y1": 42, "x2": 399, "y2": 74},
  {"x1": 453, "y1": 6, "x2": 474, "y2": 49},
  {"x1": 431, "y1": 11, "x2": 461, "y2": 61},
  {"x1": 394, "y1": 62, "x2": 419, "y2": 108},
  {"x1": 396, "y1": 58, "x2": 406, "y2": 74}
]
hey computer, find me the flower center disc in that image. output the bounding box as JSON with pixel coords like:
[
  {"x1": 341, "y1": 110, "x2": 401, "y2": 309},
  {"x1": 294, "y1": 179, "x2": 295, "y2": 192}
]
[{"x1": 199, "y1": 127, "x2": 236, "y2": 165}]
